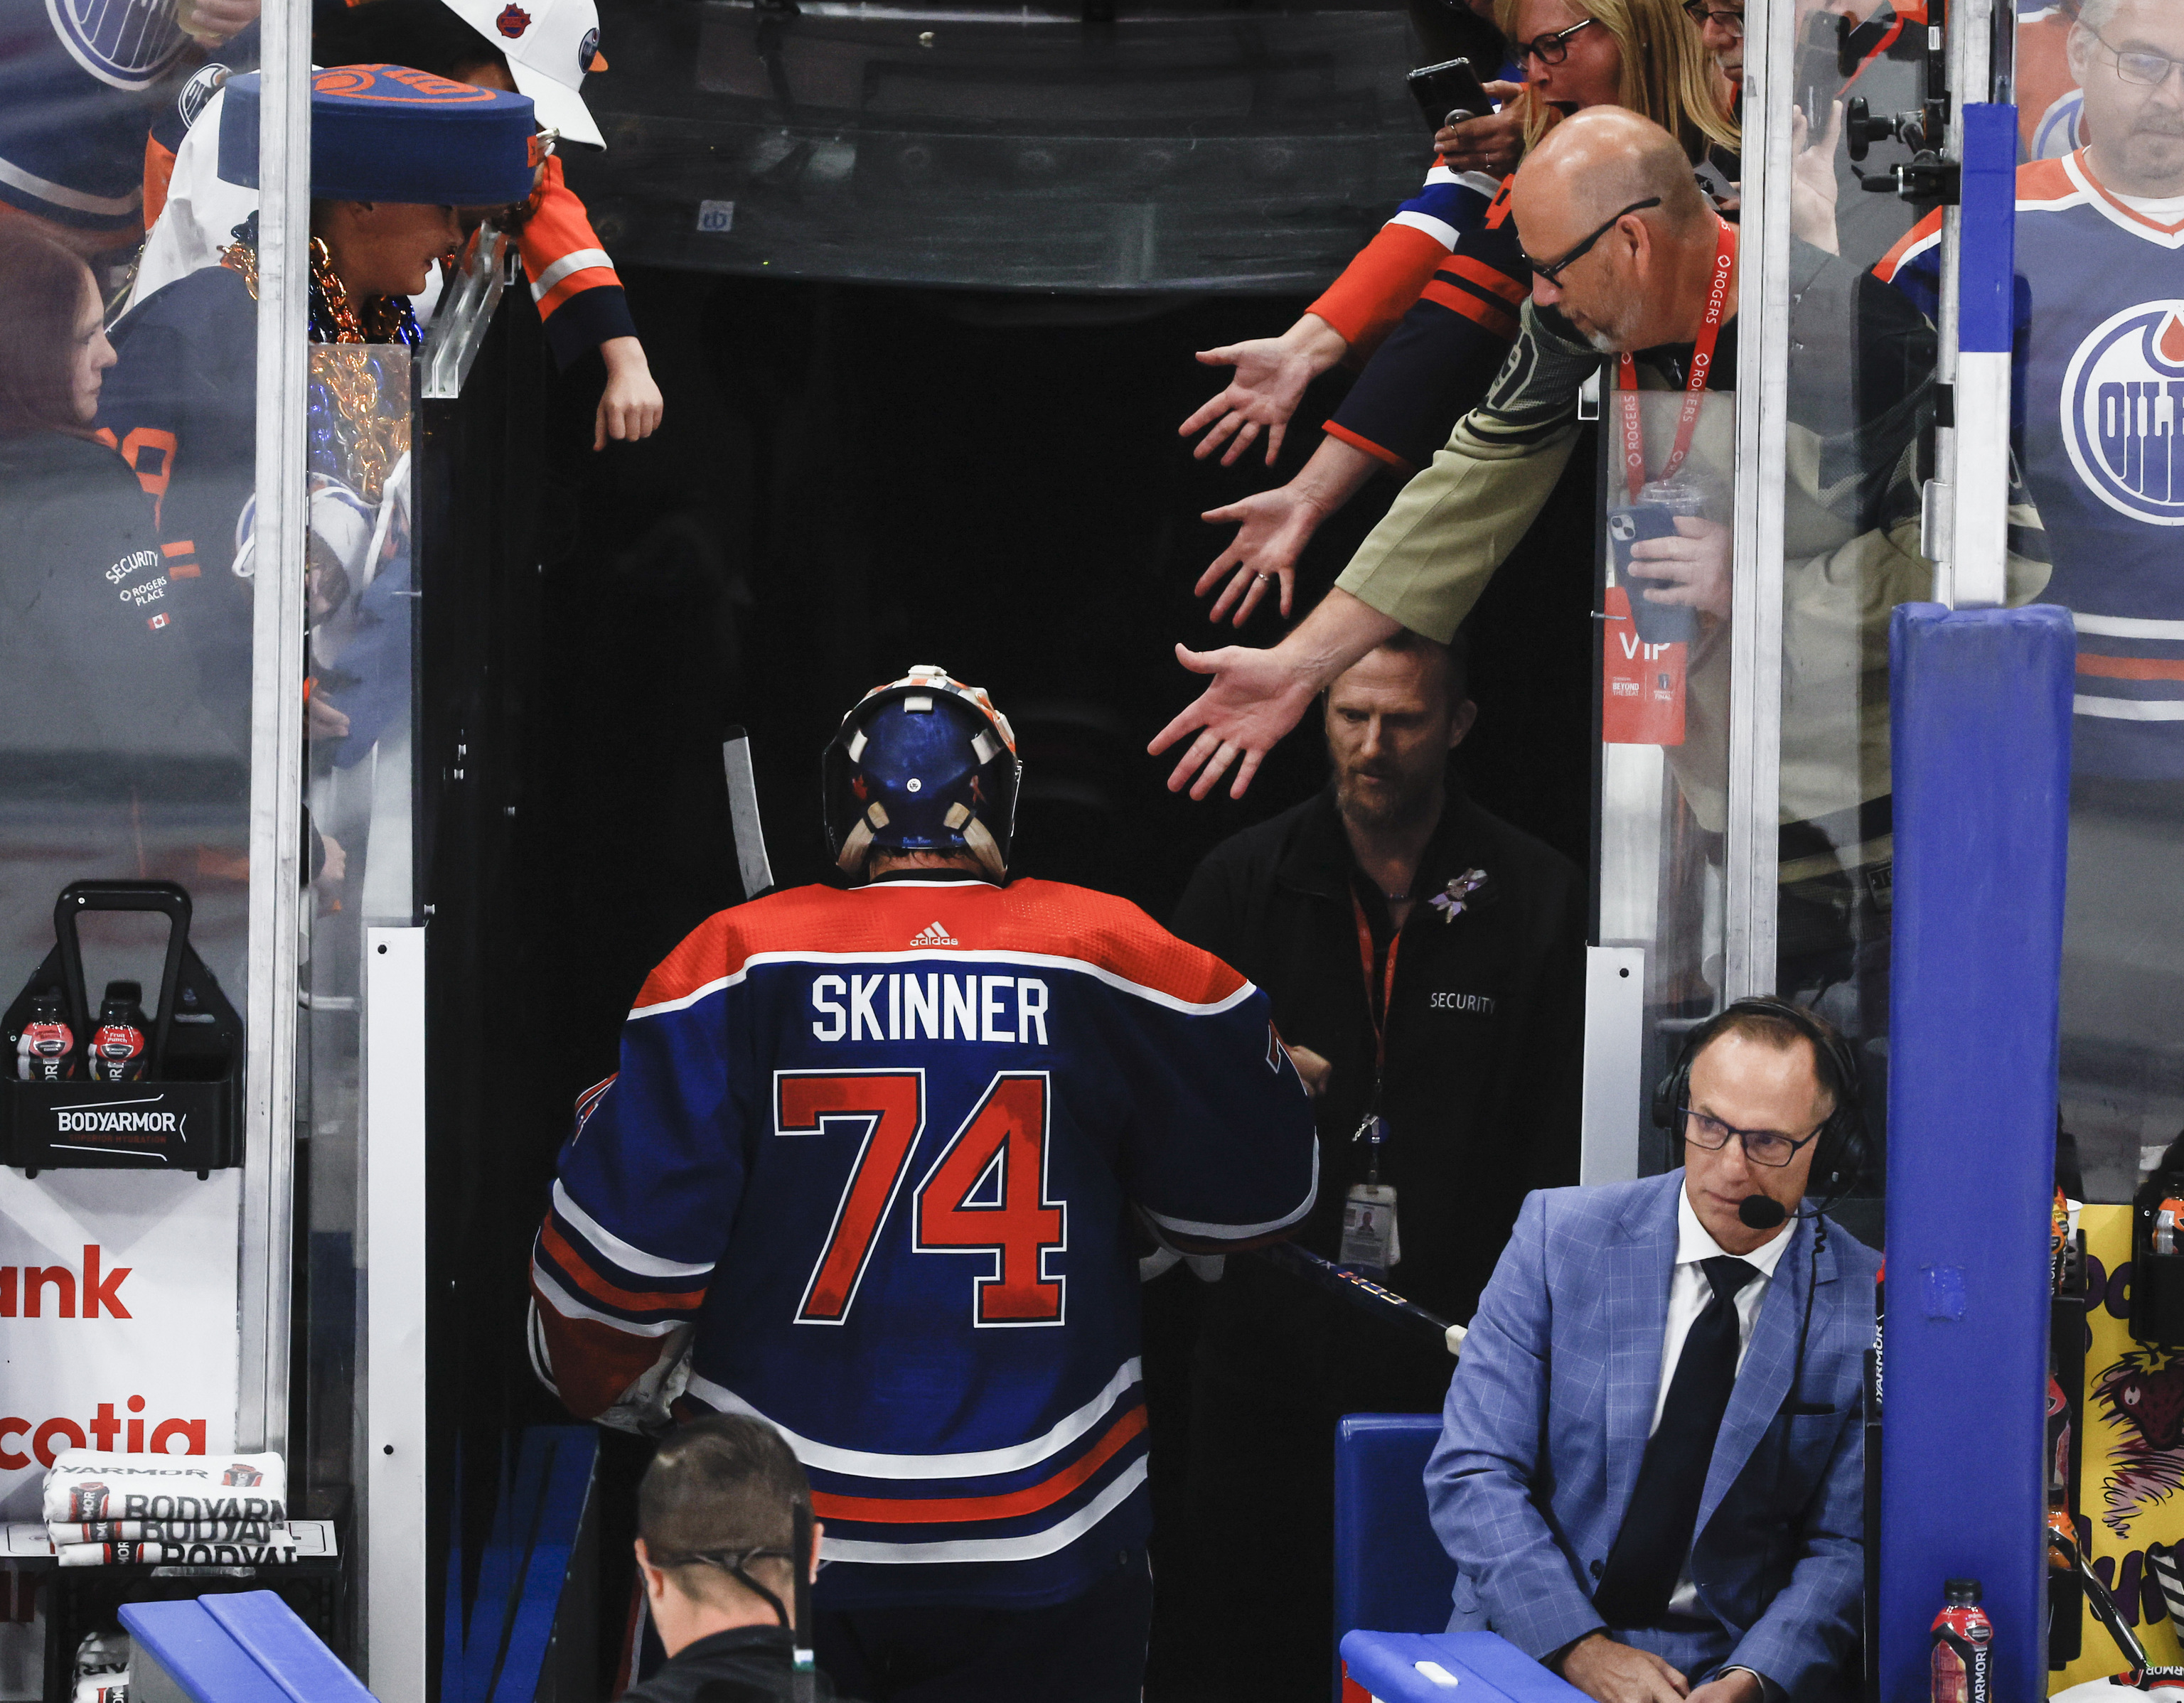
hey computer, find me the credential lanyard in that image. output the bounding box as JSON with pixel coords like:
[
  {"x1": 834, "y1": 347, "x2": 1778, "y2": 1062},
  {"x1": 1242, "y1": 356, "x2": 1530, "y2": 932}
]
[
  {"x1": 1616, "y1": 218, "x2": 1738, "y2": 501},
  {"x1": 1350, "y1": 892, "x2": 1403, "y2": 1183}
]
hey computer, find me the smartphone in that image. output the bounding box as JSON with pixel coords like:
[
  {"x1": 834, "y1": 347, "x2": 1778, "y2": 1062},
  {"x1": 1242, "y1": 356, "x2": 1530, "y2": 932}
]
[
  {"x1": 1795, "y1": 9, "x2": 1841, "y2": 129},
  {"x1": 1406, "y1": 57, "x2": 1493, "y2": 130},
  {"x1": 1608, "y1": 504, "x2": 1700, "y2": 645}
]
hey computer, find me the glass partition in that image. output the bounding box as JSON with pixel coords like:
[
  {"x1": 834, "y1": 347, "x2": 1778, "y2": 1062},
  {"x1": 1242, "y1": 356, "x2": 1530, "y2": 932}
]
[
  {"x1": 298, "y1": 340, "x2": 418, "y2": 1626},
  {"x1": 0, "y1": 9, "x2": 332, "y2": 1686},
  {"x1": 2001, "y1": 0, "x2": 2184, "y2": 1205},
  {"x1": 0, "y1": 79, "x2": 262, "y2": 1694},
  {"x1": 1598, "y1": 390, "x2": 1740, "y2": 1174}
]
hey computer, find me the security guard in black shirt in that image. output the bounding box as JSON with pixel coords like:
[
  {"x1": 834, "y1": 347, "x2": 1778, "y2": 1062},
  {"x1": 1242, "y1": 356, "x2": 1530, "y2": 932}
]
[
  {"x1": 1162, "y1": 628, "x2": 1585, "y2": 1703},
  {"x1": 625, "y1": 1414, "x2": 860, "y2": 1703}
]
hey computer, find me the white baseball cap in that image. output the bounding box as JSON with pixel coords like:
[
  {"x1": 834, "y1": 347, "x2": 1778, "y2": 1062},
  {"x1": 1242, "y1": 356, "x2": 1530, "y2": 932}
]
[{"x1": 440, "y1": 0, "x2": 607, "y2": 148}]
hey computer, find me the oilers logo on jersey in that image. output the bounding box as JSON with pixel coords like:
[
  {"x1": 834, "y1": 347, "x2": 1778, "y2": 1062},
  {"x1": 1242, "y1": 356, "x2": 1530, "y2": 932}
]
[
  {"x1": 1880, "y1": 151, "x2": 2184, "y2": 774},
  {"x1": 46, "y1": 0, "x2": 188, "y2": 89},
  {"x1": 2062, "y1": 302, "x2": 2184, "y2": 527}
]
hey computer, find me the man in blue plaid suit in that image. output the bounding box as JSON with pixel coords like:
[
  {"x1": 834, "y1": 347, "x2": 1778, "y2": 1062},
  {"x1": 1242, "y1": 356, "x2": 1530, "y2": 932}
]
[{"x1": 1425, "y1": 1001, "x2": 1880, "y2": 1703}]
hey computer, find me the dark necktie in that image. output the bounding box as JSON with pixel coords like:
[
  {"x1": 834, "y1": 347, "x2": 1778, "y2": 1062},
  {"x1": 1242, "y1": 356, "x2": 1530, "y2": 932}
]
[{"x1": 1592, "y1": 1255, "x2": 1760, "y2": 1626}]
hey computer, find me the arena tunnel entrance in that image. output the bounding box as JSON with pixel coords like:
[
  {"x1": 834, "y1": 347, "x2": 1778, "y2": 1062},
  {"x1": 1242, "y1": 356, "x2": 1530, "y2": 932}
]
[{"x1": 414, "y1": 266, "x2": 1600, "y2": 1696}]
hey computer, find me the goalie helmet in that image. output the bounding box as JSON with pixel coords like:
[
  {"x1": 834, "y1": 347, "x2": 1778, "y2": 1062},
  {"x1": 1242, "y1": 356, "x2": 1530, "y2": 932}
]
[{"x1": 822, "y1": 666, "x2": 1021, "y2": 881}]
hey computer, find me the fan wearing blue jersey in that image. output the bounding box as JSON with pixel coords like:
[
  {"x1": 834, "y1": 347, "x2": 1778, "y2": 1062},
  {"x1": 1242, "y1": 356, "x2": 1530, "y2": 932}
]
[
  {"x1": 529, "y1": 666, "x2": 1319, "y2": 1703},
  {"x1": 1876, "y1": 0, "x2": 2184, "y2": 1176}
]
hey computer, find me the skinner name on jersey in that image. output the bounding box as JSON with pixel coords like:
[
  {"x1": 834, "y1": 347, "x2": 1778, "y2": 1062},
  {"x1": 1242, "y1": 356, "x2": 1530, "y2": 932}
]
[{"x1": 810, "y1": 974, "x2": 1051, "y2": 1044}]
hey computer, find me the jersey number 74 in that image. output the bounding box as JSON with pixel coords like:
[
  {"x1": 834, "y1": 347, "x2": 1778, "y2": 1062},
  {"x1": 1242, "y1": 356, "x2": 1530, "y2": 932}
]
[{"x1": 776, "y1": 1070, "x2": 1068, "y2": 1328}]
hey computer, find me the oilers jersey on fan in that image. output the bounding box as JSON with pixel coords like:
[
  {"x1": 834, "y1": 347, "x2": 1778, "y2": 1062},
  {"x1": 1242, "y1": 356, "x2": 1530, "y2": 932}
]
[
  {"x1": 1878, "y1": 151, "x2": 2184, "y2": 776},
  {"x1": 530, "y1": 875, "x2": 1319, "y2": 1611}
]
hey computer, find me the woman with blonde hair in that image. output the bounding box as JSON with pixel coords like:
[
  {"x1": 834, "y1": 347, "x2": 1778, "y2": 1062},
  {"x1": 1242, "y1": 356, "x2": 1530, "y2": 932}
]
[
  {"x1": 1189, "y1": 0, "x2": 1740, "y2": 628},
  {"x1": 1497, "y1": 0, "x2": 1739, "y2": 159}
]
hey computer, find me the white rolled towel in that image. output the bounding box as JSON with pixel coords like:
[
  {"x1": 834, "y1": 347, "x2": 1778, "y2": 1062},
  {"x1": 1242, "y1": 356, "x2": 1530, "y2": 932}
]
[
  {"x1": 43, "y1": 1452, "x2": 286, "y2": 1524},
  {"x1": 50, "y1": 1520, "x2": 279, "y2": 1544},
  {"x1": 56, "y1": 1535, "x2": 299, "y2": 1567},
  {"x1": 56, "y1": 1542, "x2": 178, "y2": 1567}
]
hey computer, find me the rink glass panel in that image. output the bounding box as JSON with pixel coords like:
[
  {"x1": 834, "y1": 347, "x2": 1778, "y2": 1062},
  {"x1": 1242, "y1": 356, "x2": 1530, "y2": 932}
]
[
  {"x1": 1596, "y1": 390, "x2": 1739, "y2": 1173},
  {"x1": 299, "y1": 343, "x2": 420, "y2": 1567},
  {"x1": 2010, "y1": 4, "x2": 2184, "y2": 1203},
  {"x1": 1767, "y1": 0, "x2": 1939, "y2": 1208},
  {"x1": 0, "y1": 145, "x2": 259, "y2": 1697}
]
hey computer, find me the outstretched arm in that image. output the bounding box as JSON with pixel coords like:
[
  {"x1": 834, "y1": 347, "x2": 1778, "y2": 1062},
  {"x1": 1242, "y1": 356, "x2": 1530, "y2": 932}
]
[
  {"x1": 1195, "y1": 436, "x2": 1386, "y2": 625},
  {"x1": 1178, "y1": 314, "x2": 1349, "y2": 467},
  {"x1": 1147, "y1": 589, "x2": 1399, "y2": 800}
]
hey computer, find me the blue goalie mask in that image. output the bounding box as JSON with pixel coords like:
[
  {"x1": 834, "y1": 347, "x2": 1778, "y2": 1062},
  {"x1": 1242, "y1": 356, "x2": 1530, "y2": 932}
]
[{"x1": 823, "y1": 666, "x2": 1022, "y2": 881}]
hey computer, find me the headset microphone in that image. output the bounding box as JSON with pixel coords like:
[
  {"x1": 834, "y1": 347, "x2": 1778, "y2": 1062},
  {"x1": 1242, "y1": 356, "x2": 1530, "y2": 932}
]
[
  {"x1": 1654, "y1": 999, "x2": 1874, "y2": 1459},
  {"x1": 1738, "y1": 1194, "x2": 1791, "y2": 1232}
]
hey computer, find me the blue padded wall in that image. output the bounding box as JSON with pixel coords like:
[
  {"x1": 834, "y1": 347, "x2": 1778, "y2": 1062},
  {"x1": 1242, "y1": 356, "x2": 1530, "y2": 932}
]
[{"x1": 1879, "y1": 603, "x2": 2074, "y2": 1703}]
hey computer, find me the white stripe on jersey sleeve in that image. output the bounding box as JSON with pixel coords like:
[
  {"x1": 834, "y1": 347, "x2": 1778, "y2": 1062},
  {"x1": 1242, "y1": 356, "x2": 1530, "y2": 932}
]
[
  {"x1": 1391, "y1": 210, "x2": 1462, "y2": 249},
  {"x1": 531, "y1": 1263, "x2": 691, "y2": 1337},
  {"x1": 552, "y1": 1180, "x2": 714, "y2": 1279},
  {"x1": 683, "y1": 1356, "x2": 1142, "y2": 1480},
  {"x1": 819, "y1": 1460, "x2": 1148, "y2": 1565},
  {"x1": 529, "y1": 247, "x2": 615, "y2": 298},
  {"x1": 2075, "y1": 697, "x2": 2184, "y2": 721},
  {"x1": 1140, "y1": 1137, "x2": 1320, "y2": 1245},
  {"x1": 2075, "y1": 612, "x2": 2184, "y2": 640}
]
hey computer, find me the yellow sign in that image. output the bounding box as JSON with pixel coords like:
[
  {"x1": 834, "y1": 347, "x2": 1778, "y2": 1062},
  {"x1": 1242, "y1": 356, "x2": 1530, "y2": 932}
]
[{"x1": 2054, "y1": 1205, "x2": 2184, "y2": 1689}]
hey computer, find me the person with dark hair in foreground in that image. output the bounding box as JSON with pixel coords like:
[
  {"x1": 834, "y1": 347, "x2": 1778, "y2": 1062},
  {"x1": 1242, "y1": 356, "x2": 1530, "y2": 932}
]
[{"x1": 625, "y1": 1412, "x2": 857, "y2": 1703}]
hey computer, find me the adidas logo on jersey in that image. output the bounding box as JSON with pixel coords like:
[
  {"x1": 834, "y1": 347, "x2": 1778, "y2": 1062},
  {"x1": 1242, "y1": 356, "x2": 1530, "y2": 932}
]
[{"x1": 909, "y1": 922, "x2": 958, "y2": 947}]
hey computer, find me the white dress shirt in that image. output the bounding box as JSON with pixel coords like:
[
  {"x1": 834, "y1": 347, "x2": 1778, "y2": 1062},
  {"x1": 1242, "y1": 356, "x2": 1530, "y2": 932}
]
[{"x1": 1649, "y1": 1186, "x2": 1794, "y2": 1616}]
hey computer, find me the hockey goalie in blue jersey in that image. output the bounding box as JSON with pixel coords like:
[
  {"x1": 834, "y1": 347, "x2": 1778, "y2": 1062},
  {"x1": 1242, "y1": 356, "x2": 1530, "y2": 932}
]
[{"x1": 530, "y1": 666, "x2": 1318, "y2": 1702}]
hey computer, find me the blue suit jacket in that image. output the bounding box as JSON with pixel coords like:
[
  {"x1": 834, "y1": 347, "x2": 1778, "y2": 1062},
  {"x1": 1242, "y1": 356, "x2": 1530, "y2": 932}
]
[{"x1": 1425, "y1": 1171, "x2": 1878, "y2": 1702}]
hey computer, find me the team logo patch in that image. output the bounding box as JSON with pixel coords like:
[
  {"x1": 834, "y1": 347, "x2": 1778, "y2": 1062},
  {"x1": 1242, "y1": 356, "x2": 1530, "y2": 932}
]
[
  {"x1": 43, "y1": 0, "x2": 188, "y2": 90},
  {"x1": 177, "y1": 62, "x2": 230, "y2": 129},
  {"x1": 312, "y1": 65, "x2": 498, "y2": 102},
  {"x1": 2062, "y1": 300, "x2": 2184, "y2": 528},
  {"x1": 496, "y1": 4, "x2": 531, "y2": 36},
  {"x1": 578, "y1": 26, "x2": 599, "y2": 72}
]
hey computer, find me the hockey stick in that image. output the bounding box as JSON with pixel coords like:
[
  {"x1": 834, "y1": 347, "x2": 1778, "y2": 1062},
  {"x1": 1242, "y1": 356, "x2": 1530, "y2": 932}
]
[
  {"x1": 1253, "y1": 1241, "x2": 1467, "y2": 1358},
  {"x1": 722, "y1": 726, "x2": 774, "y2": 901}
]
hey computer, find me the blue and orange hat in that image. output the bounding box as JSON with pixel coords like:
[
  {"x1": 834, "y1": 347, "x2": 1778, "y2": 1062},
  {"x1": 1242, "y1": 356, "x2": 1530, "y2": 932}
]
[{"x1": 218, "y1": 65, "x2": 535, "y2": 205}]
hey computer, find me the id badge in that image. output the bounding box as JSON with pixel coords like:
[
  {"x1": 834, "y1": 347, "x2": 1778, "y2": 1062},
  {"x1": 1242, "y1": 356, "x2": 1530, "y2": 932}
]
[{"x1": 1340, "y1": 1183, "x2": 1401, "y2": 1277}]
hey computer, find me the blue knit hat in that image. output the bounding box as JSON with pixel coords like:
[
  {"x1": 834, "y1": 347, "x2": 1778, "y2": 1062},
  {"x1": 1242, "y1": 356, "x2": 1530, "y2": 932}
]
[{"x1": 218, "y1": 65, "x2": 536, "y2": 204}]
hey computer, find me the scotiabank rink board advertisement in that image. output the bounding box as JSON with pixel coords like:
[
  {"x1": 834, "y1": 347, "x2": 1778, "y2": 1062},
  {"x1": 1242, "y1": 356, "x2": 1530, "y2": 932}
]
[{"x1": 0, "y1": 1167, "x2": 241, "y2": 1696}]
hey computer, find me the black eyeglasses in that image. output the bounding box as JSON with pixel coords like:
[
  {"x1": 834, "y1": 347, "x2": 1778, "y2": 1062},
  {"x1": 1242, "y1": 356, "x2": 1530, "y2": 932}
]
[
  {"x1": 2085, "y1": 23, "x2": 2184, "y2": 89},
  {"x1": 1510, "y1": 15, "x2": 1599, "y2": 65},
  {"x1": 1678, "y1": 1106, "x2": 1826, "y2": 1169},
  {"x1": 1521, "y1": 196, "x2": 1661, "y2": 286},
  {"x1": 1681, "y1": 0, "x2": 1743, "y2": 33}
]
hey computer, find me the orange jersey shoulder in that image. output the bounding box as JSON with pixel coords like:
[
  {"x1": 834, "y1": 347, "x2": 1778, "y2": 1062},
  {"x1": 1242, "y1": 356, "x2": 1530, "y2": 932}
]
[{"x1": 629, "y1": 879, "x2": 1246, "y2": 1013}]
